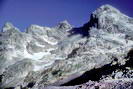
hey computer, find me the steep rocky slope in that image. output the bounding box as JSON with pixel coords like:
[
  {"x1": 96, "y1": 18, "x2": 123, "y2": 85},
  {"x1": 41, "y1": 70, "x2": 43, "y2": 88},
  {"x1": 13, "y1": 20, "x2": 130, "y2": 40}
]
[{"x1": 0, "y1": 5, "x2": 133, "y2": 89}]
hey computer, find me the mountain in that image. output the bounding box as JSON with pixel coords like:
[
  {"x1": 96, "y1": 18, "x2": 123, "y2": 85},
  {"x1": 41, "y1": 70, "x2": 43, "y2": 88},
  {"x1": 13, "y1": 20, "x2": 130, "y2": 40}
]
[{"x1": 0, "y1": 4, "x2": 133, "y2": 89}]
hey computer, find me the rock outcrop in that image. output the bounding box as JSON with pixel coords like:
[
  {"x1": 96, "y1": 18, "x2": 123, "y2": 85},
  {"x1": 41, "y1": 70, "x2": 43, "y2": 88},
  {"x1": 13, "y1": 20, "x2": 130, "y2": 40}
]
[{"x1": 0, "y1": 4, "x2": 133, "y2": 89}]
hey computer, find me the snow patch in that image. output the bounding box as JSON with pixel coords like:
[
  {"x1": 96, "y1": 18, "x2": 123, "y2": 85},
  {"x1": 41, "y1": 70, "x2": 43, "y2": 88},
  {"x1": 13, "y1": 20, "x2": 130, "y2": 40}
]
[
  {"x1": 42, "y1": 36, "x2": 58, "y2": 45},
  {"x1": 24, "y1": 48, "x2": 55, "y2": 60}
]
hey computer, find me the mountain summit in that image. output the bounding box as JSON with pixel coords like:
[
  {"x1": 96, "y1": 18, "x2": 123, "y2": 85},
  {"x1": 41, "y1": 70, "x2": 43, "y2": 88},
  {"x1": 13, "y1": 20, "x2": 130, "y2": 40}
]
[{"x1": 0, "y1": 5, "x2": 133, "y2": 89}]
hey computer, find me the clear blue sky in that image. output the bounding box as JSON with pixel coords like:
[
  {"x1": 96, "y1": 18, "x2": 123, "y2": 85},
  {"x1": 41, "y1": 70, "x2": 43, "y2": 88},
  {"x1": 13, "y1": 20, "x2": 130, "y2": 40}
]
[{"x1": 0, "y1": 0, "x2": 133, "y2": 31}]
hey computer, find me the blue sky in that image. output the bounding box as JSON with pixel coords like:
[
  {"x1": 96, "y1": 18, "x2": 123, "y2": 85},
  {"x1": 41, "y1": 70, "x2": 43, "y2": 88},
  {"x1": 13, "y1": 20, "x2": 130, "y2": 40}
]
[{"x1": 0, "y1": 0, "x2": 133, "y2": 31}]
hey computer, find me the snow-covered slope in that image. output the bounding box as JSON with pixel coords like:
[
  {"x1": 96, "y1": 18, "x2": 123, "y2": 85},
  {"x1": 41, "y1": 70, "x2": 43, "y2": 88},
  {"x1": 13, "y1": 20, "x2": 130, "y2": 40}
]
[{"x1": 0, "y1": 5, "x2": 133, "y2": 89}]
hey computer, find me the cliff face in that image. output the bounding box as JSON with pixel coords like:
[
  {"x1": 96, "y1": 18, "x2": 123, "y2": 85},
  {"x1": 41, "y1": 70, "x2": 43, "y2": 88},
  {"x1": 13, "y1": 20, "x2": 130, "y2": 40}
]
[{"x1": 0, "y1": 5, "x2": 133, "y2": 89}]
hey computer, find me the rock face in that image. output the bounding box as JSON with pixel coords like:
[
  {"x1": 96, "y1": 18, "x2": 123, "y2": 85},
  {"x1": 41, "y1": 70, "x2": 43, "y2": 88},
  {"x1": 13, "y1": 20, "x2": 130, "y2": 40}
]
[{"x1": 0, "y1": 4, "x2": 133, "y2": 89}]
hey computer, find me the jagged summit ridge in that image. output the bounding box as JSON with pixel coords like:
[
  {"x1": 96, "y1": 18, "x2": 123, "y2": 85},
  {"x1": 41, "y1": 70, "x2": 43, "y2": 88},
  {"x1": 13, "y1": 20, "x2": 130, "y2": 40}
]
[
  {"x1": 56, "y1": 20, "x2": 72, "y2": 30},
  {"x1": 1, "y1": 22, "x2": 20, "y2": 32},
  {"x1": 88, "y1": 4, "x2": 133, "y2": 34},
  {"x1": 0, "y1": 5, "x2": 133, "y2": 89},
  {"x1": 93, "y1": 4, "x2": 120, "y2": 16}
]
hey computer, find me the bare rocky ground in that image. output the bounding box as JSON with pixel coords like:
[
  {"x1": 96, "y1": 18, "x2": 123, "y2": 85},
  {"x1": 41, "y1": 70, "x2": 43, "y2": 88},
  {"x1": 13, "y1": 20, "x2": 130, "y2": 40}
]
[{"x1": 0, "y1": 5, "x2": 133, "y2": 89}]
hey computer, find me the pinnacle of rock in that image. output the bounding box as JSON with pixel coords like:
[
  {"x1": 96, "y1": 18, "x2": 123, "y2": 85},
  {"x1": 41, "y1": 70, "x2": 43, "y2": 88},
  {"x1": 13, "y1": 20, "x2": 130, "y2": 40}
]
[
  {"x1": 57, "y1": 20, "x2": 72, "y2": 30},
  {"x1": 2, "y1": 22, "x2": 19, "y2": 32}
]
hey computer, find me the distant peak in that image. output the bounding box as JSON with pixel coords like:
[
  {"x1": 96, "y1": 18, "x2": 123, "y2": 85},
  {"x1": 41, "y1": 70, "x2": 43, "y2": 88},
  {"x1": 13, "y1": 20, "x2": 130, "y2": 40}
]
[
  {"x1": 2, "y1": 22, "x2": 19, "y2": 32},
  {"x1": 100, "y1": 4, "x2": 117, "y2": 10},
  {"x1": 102, "y1": 4, "x2": 120, "y2": 11},
  {"x1": 84, "y1": 4, "x2": 124, "y2": 29},
  {"x1": 57, "y1": 20, "x2": 72, "y2": 30},
  {"x1": 92, "y1": 4, "x2": 120, "y2": 17},
  {"x1": 26, "y1": 24, "x2": 44, "y2": 34},
  {"x1": 29, "y1": 24, "x2": 44, "y2": 30},
  {"x1": 4, "y1": 22, "x2": 14, "y2": 29},
  {"x1": 60, "y1": 20, "x2": 70, "y2": 24}
]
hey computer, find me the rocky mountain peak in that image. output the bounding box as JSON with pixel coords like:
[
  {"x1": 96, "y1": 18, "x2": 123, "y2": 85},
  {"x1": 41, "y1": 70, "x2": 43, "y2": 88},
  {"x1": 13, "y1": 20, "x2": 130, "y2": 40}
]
[
  {"x1": 26, "y1": 24, "x2": 45, "y2": 34},
  {"x1": 85, "y1": 4, "x2": 133, "y2": 34},
  {"x1": 0, "y1": 5, "x2": 133, "y2": 89},
  {"x1": 57, "y1": 20, "x2": 72, "y2": 30},
  {"x1": 81, "y1": 5, "x2": 121, "y2": 31},
  {"x1": 93, "y1": 4, "x2": 120, "y2": 15},
  {"x1": 1, "y1": 22, "x2": 19, "y2": 33}
]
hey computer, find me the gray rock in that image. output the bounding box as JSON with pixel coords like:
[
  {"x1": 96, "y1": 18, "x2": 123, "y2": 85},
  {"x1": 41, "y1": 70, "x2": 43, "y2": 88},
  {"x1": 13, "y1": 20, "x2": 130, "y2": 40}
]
[{"x1": 0, "y1": 4, "x2": 133, "y2": 89}]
